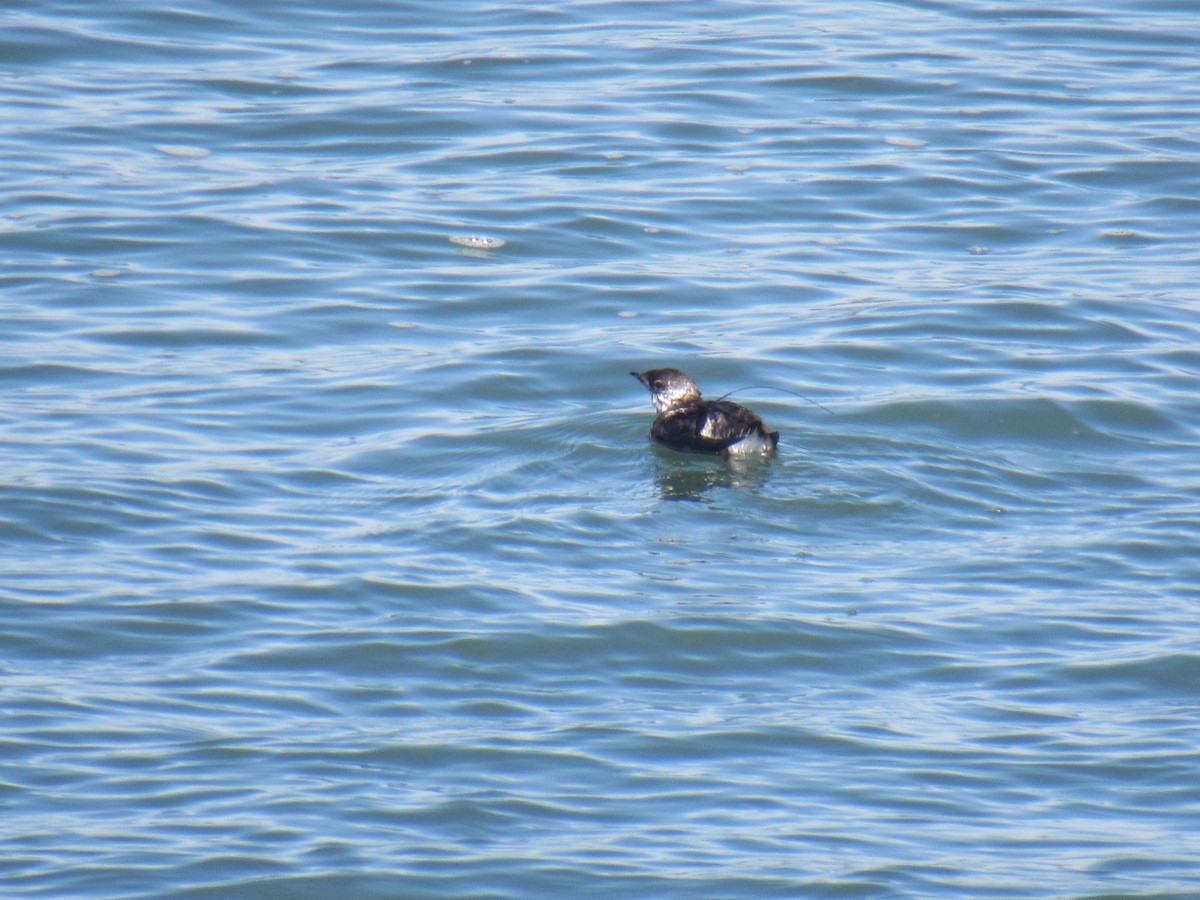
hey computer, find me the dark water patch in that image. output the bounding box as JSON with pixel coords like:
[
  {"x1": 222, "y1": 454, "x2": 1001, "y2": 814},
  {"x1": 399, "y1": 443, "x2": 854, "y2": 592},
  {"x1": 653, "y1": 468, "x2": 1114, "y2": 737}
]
[
  {"x1": 0, "y1": 363, "x2": 130, "y2": 390},
  {"x1": 854, "y1": 396, "x2": 1174, "y2": 449},
  {"x1": 211, "y1": 616, "x2": 942, "y2": 691},
  {"x1": 1057, "y1": 653, "x2": 1200, "y2": 701}
]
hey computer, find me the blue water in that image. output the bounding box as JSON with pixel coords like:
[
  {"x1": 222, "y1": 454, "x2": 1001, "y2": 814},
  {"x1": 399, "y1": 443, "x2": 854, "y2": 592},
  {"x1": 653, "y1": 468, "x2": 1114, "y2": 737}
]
[{"x1": 3, "y1": 1, "x2": 1200, "y2": 897}]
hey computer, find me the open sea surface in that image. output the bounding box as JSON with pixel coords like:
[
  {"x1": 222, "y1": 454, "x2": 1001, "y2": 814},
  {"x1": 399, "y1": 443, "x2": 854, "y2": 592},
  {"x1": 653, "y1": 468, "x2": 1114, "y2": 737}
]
[{"x1": 3, "y1": 1, "x2": 1200, "y2": 897}]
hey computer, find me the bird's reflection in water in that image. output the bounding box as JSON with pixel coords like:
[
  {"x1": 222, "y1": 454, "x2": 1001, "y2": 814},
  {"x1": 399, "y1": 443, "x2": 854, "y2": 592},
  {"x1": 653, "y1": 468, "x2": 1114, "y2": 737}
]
[{"x1": 651, "y1": 451, "x2": 773, "y2": 501}]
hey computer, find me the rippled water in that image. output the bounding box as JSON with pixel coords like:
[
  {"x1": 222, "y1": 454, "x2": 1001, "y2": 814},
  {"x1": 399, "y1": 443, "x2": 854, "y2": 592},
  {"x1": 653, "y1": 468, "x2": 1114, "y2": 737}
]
[{"x1": 3, "y1": 1, "x2": 1200, "y2": 897}]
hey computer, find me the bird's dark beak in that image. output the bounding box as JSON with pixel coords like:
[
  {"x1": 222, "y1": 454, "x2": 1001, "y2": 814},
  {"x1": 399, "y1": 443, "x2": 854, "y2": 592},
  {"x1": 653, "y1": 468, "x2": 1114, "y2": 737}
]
[{"x1": 630, "y1": 370, "x2": 646, "y2": 386}]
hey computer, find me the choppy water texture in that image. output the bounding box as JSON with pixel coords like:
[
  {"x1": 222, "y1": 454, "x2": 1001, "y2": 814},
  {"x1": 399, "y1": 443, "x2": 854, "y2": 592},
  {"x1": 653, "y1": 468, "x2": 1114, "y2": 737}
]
[{"x1": 3, "y1": 1, "x2": 1200, "y2": 897}]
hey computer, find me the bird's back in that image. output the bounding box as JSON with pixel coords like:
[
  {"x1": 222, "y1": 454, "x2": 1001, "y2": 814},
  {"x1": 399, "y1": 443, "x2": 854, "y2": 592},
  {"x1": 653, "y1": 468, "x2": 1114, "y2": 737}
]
[{"x1": 651, "y1": 399, "x2": 778, "y2": 455}]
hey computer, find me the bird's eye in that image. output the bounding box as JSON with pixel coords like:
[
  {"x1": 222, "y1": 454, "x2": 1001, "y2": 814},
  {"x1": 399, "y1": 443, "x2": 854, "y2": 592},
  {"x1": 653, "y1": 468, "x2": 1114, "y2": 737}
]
[{"x1": 652, "y1": 380, "x2": 663, "y2": 390}]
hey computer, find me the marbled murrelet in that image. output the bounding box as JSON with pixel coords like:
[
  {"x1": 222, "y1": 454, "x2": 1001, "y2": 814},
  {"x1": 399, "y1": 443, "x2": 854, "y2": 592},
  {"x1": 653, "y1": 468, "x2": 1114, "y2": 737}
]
[{"x1": 631, "y1": 368, "x2": 779, "y2": 457}]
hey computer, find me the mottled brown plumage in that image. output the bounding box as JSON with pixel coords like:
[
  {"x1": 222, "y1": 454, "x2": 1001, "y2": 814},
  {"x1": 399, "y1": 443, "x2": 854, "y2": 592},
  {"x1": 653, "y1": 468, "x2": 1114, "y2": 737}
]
[{"x1": 631, "y1": 368, "x2": 779, "y2": 456}]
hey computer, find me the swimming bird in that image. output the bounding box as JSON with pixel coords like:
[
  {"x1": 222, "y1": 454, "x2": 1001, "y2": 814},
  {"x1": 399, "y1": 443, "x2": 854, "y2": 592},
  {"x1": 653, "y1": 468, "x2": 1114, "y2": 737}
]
[{"x1": 631, "y1": 368, "x2": 779, "y2": 457}]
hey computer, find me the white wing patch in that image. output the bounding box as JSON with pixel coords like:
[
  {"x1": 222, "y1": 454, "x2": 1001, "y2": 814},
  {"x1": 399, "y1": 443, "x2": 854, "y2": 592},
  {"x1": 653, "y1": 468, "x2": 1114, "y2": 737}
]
[
  {"x1": 699, "y1": 417, "x2": 724, "y2": 440},
  {"x1": 724, "y1": 431, "x2": 772, "y2": 455}
]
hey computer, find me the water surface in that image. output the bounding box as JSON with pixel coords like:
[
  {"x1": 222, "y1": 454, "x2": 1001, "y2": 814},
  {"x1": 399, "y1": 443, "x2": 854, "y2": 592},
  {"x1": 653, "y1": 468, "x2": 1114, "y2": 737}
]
[{"x1": 2, "y1": 1, "x2": 1200, "y2": 897}]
